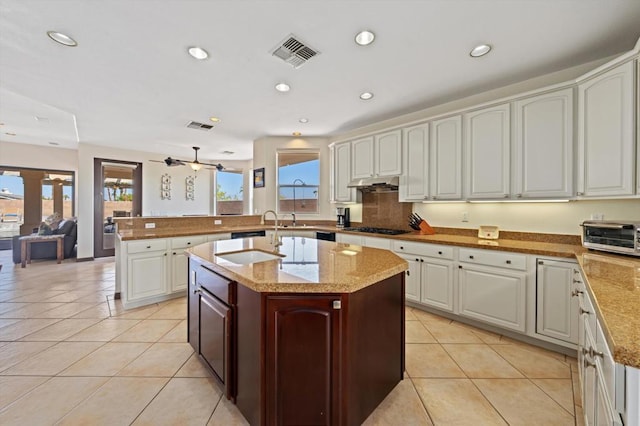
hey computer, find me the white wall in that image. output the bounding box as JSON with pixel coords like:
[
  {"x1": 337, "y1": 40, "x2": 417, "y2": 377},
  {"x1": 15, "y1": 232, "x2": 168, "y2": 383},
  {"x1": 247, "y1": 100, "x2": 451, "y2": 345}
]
[
  {"x1": 253, "y1": 136, "x2": 334, "y2": 220},
  {"x1": 414, "y1": 199, "x2": 640, "y2": 235}
]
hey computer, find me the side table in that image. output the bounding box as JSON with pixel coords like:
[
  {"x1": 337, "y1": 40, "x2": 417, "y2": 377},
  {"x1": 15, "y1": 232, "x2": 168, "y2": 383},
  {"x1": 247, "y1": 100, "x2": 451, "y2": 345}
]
[{"x1": 19, "y1": 234, "x2": 65, "y2": 268}]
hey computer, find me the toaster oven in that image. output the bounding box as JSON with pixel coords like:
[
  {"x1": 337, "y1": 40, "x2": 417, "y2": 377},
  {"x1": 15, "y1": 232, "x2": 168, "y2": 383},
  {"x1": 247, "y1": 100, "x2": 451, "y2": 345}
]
[{"x1": 581, "y1": 220, "x2": 640, "y2": 257}]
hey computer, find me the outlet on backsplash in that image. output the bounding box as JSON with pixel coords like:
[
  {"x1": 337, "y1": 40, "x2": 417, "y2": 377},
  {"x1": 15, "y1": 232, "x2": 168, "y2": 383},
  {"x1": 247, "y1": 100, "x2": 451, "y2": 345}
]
[
  {"x1": 590, "y1": 213, "x2": 605, "y2": 220},
  {"x1": 461, "y1": 212, "x2": 469, "y2": 222}
]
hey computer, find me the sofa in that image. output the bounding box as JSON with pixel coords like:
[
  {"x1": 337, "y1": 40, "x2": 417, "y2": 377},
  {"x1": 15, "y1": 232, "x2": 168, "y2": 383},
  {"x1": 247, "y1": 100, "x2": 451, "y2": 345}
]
[{"x1": 12, "y1": 219, "x2": 77, "y2": 264}]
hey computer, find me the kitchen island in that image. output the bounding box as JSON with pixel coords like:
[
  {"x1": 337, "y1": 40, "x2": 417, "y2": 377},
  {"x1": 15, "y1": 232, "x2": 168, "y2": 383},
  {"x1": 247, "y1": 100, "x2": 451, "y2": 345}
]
[{"x1": 186, "y1": 236, "x2": 407, "y2": 426}]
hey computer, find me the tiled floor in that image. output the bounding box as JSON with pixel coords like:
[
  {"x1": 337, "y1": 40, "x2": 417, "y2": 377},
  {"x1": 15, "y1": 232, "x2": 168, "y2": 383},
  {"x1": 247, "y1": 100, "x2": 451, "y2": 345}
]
[{"x1": 0, "y1": 251, "x2": 584, "y2": 425}]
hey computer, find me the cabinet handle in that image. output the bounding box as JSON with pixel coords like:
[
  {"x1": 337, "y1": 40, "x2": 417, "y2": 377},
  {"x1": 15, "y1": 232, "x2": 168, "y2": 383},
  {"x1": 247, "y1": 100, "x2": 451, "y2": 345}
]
[
  {"x1": 572, "y1": 290, "x2": 584, "y2": 297},
  {"x1": 438, "y1": 251, "x2": 443, "y2": 255},
  {"x1": 583, "y1": 358, "x2": 596, "y2": 369},
  {"x1": 187, "y1": 242, "x2": 191, "y2": 245},
  {"x1": 173, "y1": 252, "x2": 176, "y2": 255},
  {"x1": 193, "y1": 288, "x2": 200, "y2": 294},
  {"x1": 506, "y1": 260, "x2": 511, "y2": 264},
  {"x1": 538, "y1": 260, "x2": 544, "y2": 265},
  {"x1": 415, "y1": 258, "x2": 420, "y2": 262},
  {"x1": 589, "y1": 347, "x2": 604, "y2": 358},
  {"x1": 577, "y1": 192, "x2": 584, "y2": 196},
  {"x1": 573, "y1": 279, "x2": 582, "y2": 283},
  {"x1": 432, "y1": 196, "x2": 438, "y2": 200},
  {"x1": 469, "y1": 255, "x2": 474, "y2": 259},
  {"x1": 164, "y1": 253, "x2": 167, "y2": 256},
  {"x1": 458, "y1": 265, "x2": 462, "y2": 269},
  {"x1": 146, "y1": 245, "x2": 151, "y2": 249},
  {"x1": 420, "y1": 259, "x2": 424, "y2": 263},
  {"x1": 579, "y1": 307, "x2": 591, "y2": 315},
  {"x1": 400, "y1": 246, "x2": 404, "y2": 250},
  {"x1": 332, "y1": 300, "x2": 342, "y2": 310},
  {"x1": 406, "y1": 270, "x2": 410, "y2": 276},
  {"x1": 516, "y1": 194, "x2": 522, "y2": 198},
  {"x1": 504, "y1": 194, "x2": 509, "y2": 198}
]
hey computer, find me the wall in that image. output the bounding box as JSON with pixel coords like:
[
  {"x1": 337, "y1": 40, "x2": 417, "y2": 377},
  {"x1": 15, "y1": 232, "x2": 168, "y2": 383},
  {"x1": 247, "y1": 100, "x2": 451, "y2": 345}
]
[
  {"x1": 252, "y1": 136, "x2": 334, "y2": 220},
  {"x1": 414, "y1": 199, "x2": 640, "y2": 236}
]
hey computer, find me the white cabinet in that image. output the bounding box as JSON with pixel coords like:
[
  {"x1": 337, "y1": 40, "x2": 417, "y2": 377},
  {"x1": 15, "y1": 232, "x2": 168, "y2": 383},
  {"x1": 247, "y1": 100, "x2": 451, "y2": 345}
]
[
  {"x1": 458, "y1": 248, "x2": 526, "y2": 332},
  {"x1": 400, "y1": 124, "x2": 429, "y2": 202},
  {"x1": 333, "y1": 142, "x2": 356, "y2": 203},
  {"x1": 514, "y1": 89, "x2": 574, "y2": 198},
  {"x1": 394, "y1": 241, "x2": 455, "y2": 312},
  {"x1": 577, "y1": 60, "x2": 636, "y2": 197},
  {"x1": 351, "y1": 136, "x2": 375, "y2": 179},
  {"x1": 352, "y1": 131, "x2": 402, "y2": 179},
  {"x1": 362, "y1": 236, "x2": 392, "y2": 250},
  {"x1": 126, "y1": 239, "x2": 169, "y2": 303},
  {"x1": 464, "y1": 104, "x2": 511, "y2": 199},
  {"x1": 170, "y1": 235, "x2": 206, "y2": 292},
  {"x1": 535, "y1": 258, "x2": 579, "y2": 346},
  {"x1": 430, "y1": 115, "x2": 463, "y2": 200},
  {"x1": 206, "y1": 233, "x2": 231, "y2": 242},
  {"x1": 336, "y1": 233, "x2": 363, "y2": 245}
]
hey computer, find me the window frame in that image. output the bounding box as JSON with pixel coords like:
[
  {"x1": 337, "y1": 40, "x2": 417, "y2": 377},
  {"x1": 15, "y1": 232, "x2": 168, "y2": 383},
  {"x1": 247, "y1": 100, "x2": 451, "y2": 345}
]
[{"x1": 276, "y1": 149, "x2": 320, "y2": 215}]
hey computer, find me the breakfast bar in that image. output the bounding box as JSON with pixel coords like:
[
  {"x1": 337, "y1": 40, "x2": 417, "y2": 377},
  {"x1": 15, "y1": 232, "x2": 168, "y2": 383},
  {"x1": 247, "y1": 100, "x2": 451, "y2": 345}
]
[{"x1": 186, "y1": 236, "x2": 408, "y2": 426}]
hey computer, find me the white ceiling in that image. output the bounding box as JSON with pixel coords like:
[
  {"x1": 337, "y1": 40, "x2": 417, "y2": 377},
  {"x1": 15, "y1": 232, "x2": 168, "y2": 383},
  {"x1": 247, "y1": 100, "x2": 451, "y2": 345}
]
[{"x1": 1, "y1": 0, "x2": 639, "y2": 161}]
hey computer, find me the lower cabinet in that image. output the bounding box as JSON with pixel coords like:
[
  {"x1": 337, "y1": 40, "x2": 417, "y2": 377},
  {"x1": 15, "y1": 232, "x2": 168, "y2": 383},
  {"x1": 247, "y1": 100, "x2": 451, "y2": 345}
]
[
  {"x1": 199, "y1": 288, "x2": 232, "y2": 387},
  {"x1": 127, "y1": 249, "x2": 168, "y2": 301},
  {"x1": 170, "y1": 236, "x2": 206, "y2": 292},
  {"x1": 398, "y1": 254, "x2": 454, "y2": 312}
]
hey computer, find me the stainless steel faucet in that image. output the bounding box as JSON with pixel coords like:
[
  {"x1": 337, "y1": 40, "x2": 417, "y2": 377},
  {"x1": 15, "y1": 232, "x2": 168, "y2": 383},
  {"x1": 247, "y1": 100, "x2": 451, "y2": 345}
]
[
  {"x1": 262, "y1": 210, "x2": 282, "y2": 251},
  {"x1": 291, "y1": 213, "x2": 296, "y2": 227}
]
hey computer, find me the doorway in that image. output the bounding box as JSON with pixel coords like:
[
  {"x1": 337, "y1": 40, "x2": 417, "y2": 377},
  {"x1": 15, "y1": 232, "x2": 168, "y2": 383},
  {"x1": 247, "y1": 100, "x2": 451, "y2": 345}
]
[{"x1": 94, "y1": 159, "x2": 142, "y2": 258}]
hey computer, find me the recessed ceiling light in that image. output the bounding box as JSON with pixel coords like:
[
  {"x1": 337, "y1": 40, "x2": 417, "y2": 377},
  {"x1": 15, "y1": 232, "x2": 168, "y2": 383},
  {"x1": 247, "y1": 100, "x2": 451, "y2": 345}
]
[
  {"x1": 275, "y1": 83, "x2": 290, "y2": 92},
  {"x1": 299, "y1": 118, "x2": 309, "y2": 123},
  {"x1": 47, "y1": 31, "x2": 77, "y2": 47},
  {"x1": 470, "y1": 44, "x2": 492, "y2": 57},
  {"x1": 209, "y1": 117, "x2": 220, "y2": 122},
  {"x1": 360, "y1": 92, "x2": 374, "y2": 100},
  {"x1": 355, "y1": 30, "x2": 375, "y2": 46},
  {"x1": 292, "y1": 132, "x2": 302, "y2": 137},
  {"x1": 48, "y1": 142, "x2": 59, "y2": 146},
  {"x1": 188, "y1": 46, "x2": 209, "y2": 60}
]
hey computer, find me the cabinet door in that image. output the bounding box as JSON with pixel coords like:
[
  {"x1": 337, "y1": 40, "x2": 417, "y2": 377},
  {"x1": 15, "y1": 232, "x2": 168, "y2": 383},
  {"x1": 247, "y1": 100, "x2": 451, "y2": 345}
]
[
  {"x1": 536, "y1": 259, "x2": 579, "y2": 344},
  {"x1": 170, "y1": 251, "x2": 189, "y2": 292},
  {"x1": 127, "y1": 250, "x2": 167, "y2": 301},
  {"x1": 266, "y1": 296, "x2": 342, "y2": 426},
  {"x1": 464, "y1": 104, "x2": 511, "y2": 199},
  {"x1": 583, "y1": 325, "x2": 598, "y2": 426},
  {"x1": 375, "y1": 130, "x2": 402, "y2": 176},
  {"x1": 399, "y1": 254, "x2": 421, "y2": 302},
  {"x1": 458, "y1": 264, "x2": 526, "y2": 332},
  {"x1": 352, "y1": 136, "x2": 374, "y2": 179},
  {"x1": 578, "y1": 60, "x2": 635, "y2": 196},
  {"x1": 206, "y1": 233, "x2": 232, "y2": 242},
  {"x1": 430, "y1": 115, "x2": 463, "y2": 200},
  {"x1": 514, "y1": 89, "x2": 574, "y2": 198},
  {"x1": 362, "y1": 236, "x2": 392, "y2": 250},
  {"x1": 334, "y1": 142, "x2": 356, "y2": 202},
  {"x1": 337, "y1": 233, "x2": 363, "y2": 245},
  {"x1": 400, "y1": 124, "x2": 429, "y2": 202},
  {"x1": 199, "y1": 288, "x2": 232, "y2": 391},
  {"x1": 421, "y1": 258, "x2": 454, "y2": 312}
]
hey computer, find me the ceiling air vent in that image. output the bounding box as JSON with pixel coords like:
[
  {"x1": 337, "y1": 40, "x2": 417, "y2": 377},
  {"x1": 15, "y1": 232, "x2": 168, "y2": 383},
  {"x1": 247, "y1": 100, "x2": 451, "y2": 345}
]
[
  {"x1": 186, "y1": 121, "x2": 214, "y2": 131},
  {"x1": 270, "y1": 34, "x2": 320, "y2": 69}
]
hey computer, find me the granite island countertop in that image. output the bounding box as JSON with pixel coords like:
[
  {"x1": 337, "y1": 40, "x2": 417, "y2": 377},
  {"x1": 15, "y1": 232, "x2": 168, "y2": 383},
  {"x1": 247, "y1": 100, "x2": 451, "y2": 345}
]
[{"x1": 185, "y1": 236, "x2": 408, "y2": 294}]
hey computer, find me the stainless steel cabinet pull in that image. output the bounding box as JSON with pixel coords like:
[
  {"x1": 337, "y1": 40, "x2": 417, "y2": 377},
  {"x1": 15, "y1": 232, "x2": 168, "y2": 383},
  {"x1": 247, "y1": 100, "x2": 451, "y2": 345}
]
[
  {"x1": 583, "y1": 358, "x2": 596, "y2": 369},
  {"x1": 579, "y1": 307, "x2": 590, "y2": 315},
  {"x1": 589, "y1": 347, "x2": 604, "y2": 358},
  {"x1": 572, "y1": 290, "x2": 584, "y2": 297},
  {"x1": 333, "y1": 300, "x2": 342, "y2": 310},
  {"x1": 573, "y1": 279, "x2": 582, "y2": 283}
]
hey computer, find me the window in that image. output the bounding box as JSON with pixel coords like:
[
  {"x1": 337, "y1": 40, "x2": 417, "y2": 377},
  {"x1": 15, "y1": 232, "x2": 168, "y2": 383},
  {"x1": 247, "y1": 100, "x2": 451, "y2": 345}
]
[
  {"x1": 215, "y1": 170, "x2": 244, "y2": 215},
  {"x1": 277, "y1": 151, "x2": 319, "y2": 214}
]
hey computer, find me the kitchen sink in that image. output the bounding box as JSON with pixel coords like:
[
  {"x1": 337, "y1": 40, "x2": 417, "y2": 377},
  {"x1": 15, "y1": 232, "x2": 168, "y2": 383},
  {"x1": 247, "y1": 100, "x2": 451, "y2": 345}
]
[{"x1": 216, "y1": 249, "x2": 284, "y2": 264}]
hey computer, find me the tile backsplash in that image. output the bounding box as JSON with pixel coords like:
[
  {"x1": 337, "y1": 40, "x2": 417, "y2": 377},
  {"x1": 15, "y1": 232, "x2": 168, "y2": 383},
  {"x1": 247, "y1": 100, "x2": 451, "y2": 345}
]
[{"x1": 362, "y1": 192, "x2": 413, "y2": 230}]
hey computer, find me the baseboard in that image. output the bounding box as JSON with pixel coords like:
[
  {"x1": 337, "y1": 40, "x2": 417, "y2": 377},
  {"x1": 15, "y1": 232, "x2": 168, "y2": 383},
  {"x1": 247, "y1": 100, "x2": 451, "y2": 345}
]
[{"x1": 76, "y1": 257, "x2": 95, "y2": 262}]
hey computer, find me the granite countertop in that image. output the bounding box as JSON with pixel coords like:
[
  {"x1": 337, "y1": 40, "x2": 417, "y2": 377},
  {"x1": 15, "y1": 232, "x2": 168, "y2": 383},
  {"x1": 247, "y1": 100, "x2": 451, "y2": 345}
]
[
  {"x1": 186, "y1": 236, "x2": 407, "y2": 294},
  {"x1": 120, "y1": 224, "x2": 640, "y2": 369}
]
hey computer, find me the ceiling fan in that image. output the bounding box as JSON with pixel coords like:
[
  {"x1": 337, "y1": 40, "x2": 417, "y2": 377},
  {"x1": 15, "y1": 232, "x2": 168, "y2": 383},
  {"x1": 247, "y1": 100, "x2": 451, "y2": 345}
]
[{"x1": 150, "y1": 146, "x2": 224, "y2": 171}]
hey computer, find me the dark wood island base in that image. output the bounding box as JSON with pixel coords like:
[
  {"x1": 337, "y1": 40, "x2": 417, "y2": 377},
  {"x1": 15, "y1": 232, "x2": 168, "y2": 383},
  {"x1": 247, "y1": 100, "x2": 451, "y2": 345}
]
[{"x1": 188, "y1": 257, "x2": 405, "y2": 426}]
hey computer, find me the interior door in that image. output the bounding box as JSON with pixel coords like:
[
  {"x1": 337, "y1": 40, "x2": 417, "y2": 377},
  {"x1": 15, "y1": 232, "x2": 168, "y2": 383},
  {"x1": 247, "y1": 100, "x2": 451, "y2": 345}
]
[{"x1": 94, "y1": 158, "x2": 142, "y2": 258}]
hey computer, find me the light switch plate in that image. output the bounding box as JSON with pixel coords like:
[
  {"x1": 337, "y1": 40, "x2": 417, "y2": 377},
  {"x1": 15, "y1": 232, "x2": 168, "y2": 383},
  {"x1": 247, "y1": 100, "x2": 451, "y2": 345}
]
[
  {"x1": 214, "y1": 220, "x2": 222, "y2": 225},
  {"x1": 145, "y1": 223, "x2": 156, "y2": 229}
]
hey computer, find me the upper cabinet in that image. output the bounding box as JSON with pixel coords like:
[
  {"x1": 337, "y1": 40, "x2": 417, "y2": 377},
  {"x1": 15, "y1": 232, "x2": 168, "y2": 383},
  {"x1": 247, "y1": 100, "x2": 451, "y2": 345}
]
[
  {"x1": 430, "y1": 115, "x2": 463, "y2": 200},
  {"x1": 352, "y1": 131, "x2": 402, "y2": 179},
  {"x1": 399, "y1": 124, "x2": 429, "y2": 202},
  {"x1": 577, "y1": 60, "x2": 636, "y2": 197},
  {"x1": 464, "y1": 104, "x2": 511, "y2": 199},
  {"x1": 513, "y1": 88, "x2": 574, "y2": 199},
  {"x1": 332, "y1": 141, "x2": 356, "y2": 203}
]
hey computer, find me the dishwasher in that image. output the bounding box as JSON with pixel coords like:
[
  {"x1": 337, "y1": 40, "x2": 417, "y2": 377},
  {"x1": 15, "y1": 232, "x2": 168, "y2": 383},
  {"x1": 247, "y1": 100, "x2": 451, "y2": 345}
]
[
  {"x1": 230, "y1": 230, "x2": 266, "y2": 239},
  {"x1": 315, "y1": 231, "x2": 336, "y2": 241}
]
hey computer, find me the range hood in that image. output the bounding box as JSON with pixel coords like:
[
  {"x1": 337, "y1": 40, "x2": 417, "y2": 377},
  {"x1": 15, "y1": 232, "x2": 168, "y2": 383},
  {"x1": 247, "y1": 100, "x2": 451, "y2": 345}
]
[{"x1": 347, "y1": 176, "x2": 399, "y2": 192}]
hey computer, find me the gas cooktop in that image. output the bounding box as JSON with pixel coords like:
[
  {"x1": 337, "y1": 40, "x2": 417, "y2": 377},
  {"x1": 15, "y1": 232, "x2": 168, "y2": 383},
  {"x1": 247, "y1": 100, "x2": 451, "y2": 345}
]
[{"x1": 343, "y1": 227, "x2": 409, "y2": 235}]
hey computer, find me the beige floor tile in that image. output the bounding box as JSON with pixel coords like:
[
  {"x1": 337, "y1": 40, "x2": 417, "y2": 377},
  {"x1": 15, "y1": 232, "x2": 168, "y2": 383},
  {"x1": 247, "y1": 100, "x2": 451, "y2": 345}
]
[
  {"x1": 531, "y1": 378, "x2": 575, "y2": 415},
  {"x1": 175, "y1": 353, "x2": 214, "y2": 378},
  {"x1": 575, "y1": 405, "x2": 585, "y2": 426},
  {"x1": 405, "y1": 320, "x2": 437, "y2": 343},
  {"x1": 0, "y1": 302, "x2": 29, "y2": 314},
  {"x1": 57, "y1": 377, "x2": 168, "y2": 426},
  {"x1": 60, "y1": 342, "x2": 152, "y2": 376},
  {"x1": 65, "y1": 318, "x2": 141, "y2": 341},
  {"x1": 112, "y1": 303, "x2": 162, "y2": 320},
  {"x1": 405, "y1": 307, "x2": 419, "y2": 321},
  {"x1": 132, "y1": 377, "x2": 221, "y2": 425},
  {"x1": 0, "y1": 318, "x2": 62, "y2": 341},
  {"x1": 0, "y1": 302, "x2": 65, "y2": 319},
  {"x1": 207, "y1": 395, "x2": 250, "y2": 425},
  {"x1": 34, "y1": 302, "x2": 100, "y2": 319},
  {"x1": 19, "y1": 318, "x2": 101, "y2": 341},
  {"x1": 0, "y1": 291, "x2": 38, "y2": 303},
  {"x1": 572, "y1": 369, "x2": 582, "y2": 407},
  {"x1": 423, "y1": 321, "x2": 484, "y2": 344},
  {"x1": 159, "y1": 319, "x2": 187, "y2": 342},
  {"x1": 451, "y1": 321, "x2": 504, "y2": 344},
  {"x1": 442, "y1": 344, "x2": 524, "y2": 378},
  {"x1": 362, "y1": 378, "x2": 433, "y2": 426},
  {"x1": 44, "y1": 291, "x2": 96, "y2": 303},
  {"x1": 112, "y1": 319, "x2": 181, "y2": 342},
  {"x1": 0, "y1": 376, "x2": 108, "y2": 425},
  {"x1": 413, "y1": 378, "x2": 507, "y2": 425},
  {"x1": 0, "y1": 341, "x2": 57, "y2": 372},
  {"x1": 71, "y1": 302, "x2": 112, "y2": 319},
  {"x1": 1, "y1": 341, "x2": 104, "y2": 375},
  {"x1": 7, "y1": 291, "x2": 67, "y2": 303},
  {"x1": 147, "y1": 300, "x2": 187, "y2": 319},
  {"x1": 474, "y1": 379, "x2": 575, "y2": 425},
  {"x1": 405, "y1": 344, "x2": 466, "y2": 378},
  {"x1": 117, "y1": 342, "x2": 193, "y2": 377},
  {"x1": 0, "y1": 376, "x2": 50, "y2": 410},
  {"x1": 412, "y1": 308, "x2": 452, "y2": 327},
  {"x1": 500, "y1": 336, "x2": 567, "y2": 362},
  {"x1": 0, "y1": 318, "x2": 20, "y2": 329},
  {"x1": 491, "y1": 344, "x2": 571, "y2": 378}
]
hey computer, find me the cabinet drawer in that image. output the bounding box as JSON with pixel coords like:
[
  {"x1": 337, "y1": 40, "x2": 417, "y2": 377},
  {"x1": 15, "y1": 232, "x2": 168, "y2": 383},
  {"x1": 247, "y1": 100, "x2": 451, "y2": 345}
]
[
  {"x1": 197, "y1": 266, "x2": 234, "y2": 305},
  {"x1": 127, "y1": 239, "x2": 167, "y2": 254},
  {"x1": 393, "y1": 241, "x2": 454, "y2": 260},
  {"x1": 171, "y1": 235, "x2": 206, "y2": 250},
  {"x1": 459, "y1": 248, "x2": 526, "y2": 270}
]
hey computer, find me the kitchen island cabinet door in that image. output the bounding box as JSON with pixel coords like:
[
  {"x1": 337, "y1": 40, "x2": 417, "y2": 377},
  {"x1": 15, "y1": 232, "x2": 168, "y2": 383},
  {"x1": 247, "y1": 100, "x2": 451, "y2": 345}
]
[
  {"x1": 199, "y1": 288, "x2": 233, "y2": 394},
  {"x1": 265, "y1": 296, "x2": 342, "y2": 426}
]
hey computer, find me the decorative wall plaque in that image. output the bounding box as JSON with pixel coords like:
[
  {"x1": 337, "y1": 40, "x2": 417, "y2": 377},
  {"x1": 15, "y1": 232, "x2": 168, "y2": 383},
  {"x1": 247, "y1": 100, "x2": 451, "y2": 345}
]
[
  {"x1": 161, "y1": 174, "x2": 171, "y2": 200},
  {"x1": 185, "y1": 176, "x2": 195, "y2": 201}
]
